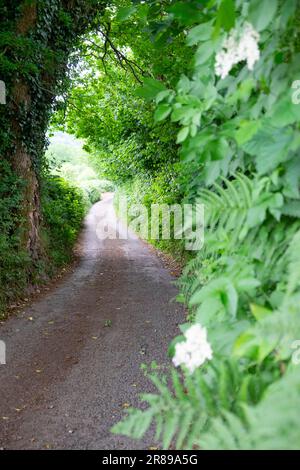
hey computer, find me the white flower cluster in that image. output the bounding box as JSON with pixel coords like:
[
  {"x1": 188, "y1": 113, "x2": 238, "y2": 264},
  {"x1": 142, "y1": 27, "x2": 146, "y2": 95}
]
[
  {"x1": 172, "y1": 324, "x2": 213, "y2": 374},
  {"x1": 215, "y1": 22, "x2": 260, "y2": 79}
]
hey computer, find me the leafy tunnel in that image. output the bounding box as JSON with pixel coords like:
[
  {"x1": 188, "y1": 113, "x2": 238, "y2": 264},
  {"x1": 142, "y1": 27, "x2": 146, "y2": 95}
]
[{"x1": 1, "y1": 0, "x2": 300, "y2": 450}]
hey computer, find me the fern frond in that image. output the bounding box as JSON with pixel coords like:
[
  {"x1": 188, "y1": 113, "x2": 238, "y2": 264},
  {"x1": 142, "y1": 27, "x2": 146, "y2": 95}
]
[
  {"x1": 200, "y1": 366, "x2": 300, "y2": 450},
  {"x1": 197, "y1": 173, "x2": 284, "y2": 246},
  {"x1": 112, "y1": 360, "x2": 263, "y2": 449}
]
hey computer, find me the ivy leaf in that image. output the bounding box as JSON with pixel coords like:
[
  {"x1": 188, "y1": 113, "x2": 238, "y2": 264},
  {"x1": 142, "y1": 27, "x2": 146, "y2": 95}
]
[{"x1": 248, "y1": 0, "x2": 278, "y2": 32}]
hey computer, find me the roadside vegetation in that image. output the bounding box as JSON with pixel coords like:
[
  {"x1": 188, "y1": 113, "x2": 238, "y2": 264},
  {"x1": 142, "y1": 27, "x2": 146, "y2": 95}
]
[
  {"x1": 0, "y1": 160, "x2": 87, "y2": 317},
  {"x1": 69, "y1": 0, "x2": 300, "y2": 449},
  {"x1": 1, "y1": 0, "x2": 300, "y2": 449}
]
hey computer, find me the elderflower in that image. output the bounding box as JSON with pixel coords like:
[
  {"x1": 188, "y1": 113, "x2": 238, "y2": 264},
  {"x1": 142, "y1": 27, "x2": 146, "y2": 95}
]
[
  {"x1": 172, "y1": 324, "x2": 213, "y2": 374},
  {"x1": 215, "y1": 22, "x2": 260, "y2": 79}
]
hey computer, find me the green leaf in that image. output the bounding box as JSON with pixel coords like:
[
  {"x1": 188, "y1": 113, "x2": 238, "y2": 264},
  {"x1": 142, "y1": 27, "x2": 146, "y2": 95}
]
[
  {"x1": 154, "y1": 104, "x2": 172, "y2": 122},
  {"x1": 176, "y1": 75, "x2": 191, "y2": 94},
  {"x1": 269, "y1": 93, "x2": 300, "y2": 127},
  {"x1": 242, "y1": 124, "x2": 293, "y2": 174},
  {"x1": 248, "y1": 0, "x2": 278, "y2": 32},
  {"x1": 116, "y1": 6, "x2": 137, "y2": 22},
  {"x1": 187, "y1": 22, "x2": 213, "y2": 46},
  {"x1": 224, "y1": 282, "x2": 238, "y2": 317},
  {"x1": 235, "y1": 120, "x2": 262, "y2": 146},
  {"x1": 234, "y1": 332, "x2": 259, "y2": 359},
  {"x1": 136, "y1": 78, "x2": 166, "y2": 101},
  {"x1": 216, "y1": 0, "x2": 236, "y2": 32},
  {"x1": 281, "y1": 201, "x2": 300, "y2": 218},
  {"x1": 250, "y1": 303, "x2": 273, "y2": 321},
  {"x1": 168, "y1": 2, "x2": 203, "y2": 25},
  {"x1": 176, "y1": 126, "x2": 190, "y2": 144},
  {"x1": 156, "y1": 90, "x2": 173, "y2": 104},
  {"x1": 194, "y1": 42, "x2": 215, "y2": 66},
  {"x1": 207, "y1": 137, "x2": 230, "y2": 161}
]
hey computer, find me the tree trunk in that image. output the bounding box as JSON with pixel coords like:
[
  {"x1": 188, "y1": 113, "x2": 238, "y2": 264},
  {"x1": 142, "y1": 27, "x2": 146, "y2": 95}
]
[
  {"x1": 8, "y1": 2, "x2": 41, "y2": 261},
  {"x1": 7, "y1": 2, "x2": 41, "y2": 261},
  {"x1": 10, "y1": 81, "x2": 41, "y2": 261}
]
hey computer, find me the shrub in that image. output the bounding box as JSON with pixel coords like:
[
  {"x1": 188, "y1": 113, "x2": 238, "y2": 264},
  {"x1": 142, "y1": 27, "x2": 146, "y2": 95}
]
[
  {"x1": 41, "y1": 176, "x2": 86, "y2": 266},
  {"x1": 0, "y1": 160, "x2": 30, "y2": 316}
]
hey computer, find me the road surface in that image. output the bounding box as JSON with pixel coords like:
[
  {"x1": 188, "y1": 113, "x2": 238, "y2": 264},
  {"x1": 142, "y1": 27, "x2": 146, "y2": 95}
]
[{"x1": 0, "y1": 194, "x2": 183, "y2": 449}]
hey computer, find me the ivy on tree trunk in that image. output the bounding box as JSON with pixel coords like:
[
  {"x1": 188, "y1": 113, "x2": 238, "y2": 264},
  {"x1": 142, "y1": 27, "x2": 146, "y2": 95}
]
[{"x1": 0, "y1": 0, "x2": 106, "y2": 264}]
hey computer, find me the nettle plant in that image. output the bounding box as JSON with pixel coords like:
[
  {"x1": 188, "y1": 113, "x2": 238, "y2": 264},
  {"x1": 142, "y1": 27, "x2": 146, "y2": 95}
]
[{"x1": 112, "y1": 0, "x2": 300, "y2": 449}]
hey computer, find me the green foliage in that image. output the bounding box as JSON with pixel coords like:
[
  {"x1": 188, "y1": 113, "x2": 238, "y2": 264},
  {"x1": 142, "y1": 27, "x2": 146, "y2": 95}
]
[
  {"x1": 0, "y1": 0, "x2": 107, "y2": 170},
  {"x1": 41, "y1": 176, "x2": 86, "y2": 266},
  {"x1": 0, "y1": 161, "x2": 86, "y2": 316},
  {"x1": 112, "y1": 359, "x2": 266, "y2": 449},
  {"x1": 200, "y1": 365, "x2": 300, "y2": 450},
  {"x1": 107, "y1": 0, "x2": 300, "y2": 450},
  {"x1": 0, "y1": 0, "x2": 108, "y2": 314},
  {"x1": 0, "y1": 160, "x2": 29, "y2": 315},
  {"x1": 46, "y1": 131, "x2": 114, "y2": 204}
]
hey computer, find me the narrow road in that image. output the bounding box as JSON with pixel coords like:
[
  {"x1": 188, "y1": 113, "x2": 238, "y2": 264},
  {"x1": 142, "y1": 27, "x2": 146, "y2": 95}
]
[{"x1": 0, "y1": 194, "x2": 183, "y2": 450}]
